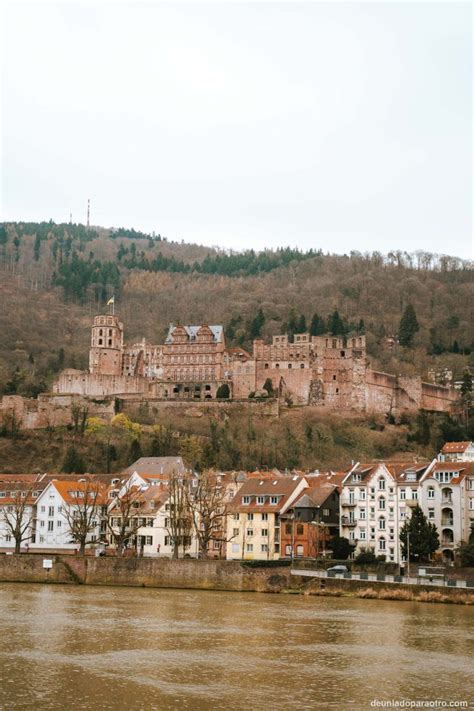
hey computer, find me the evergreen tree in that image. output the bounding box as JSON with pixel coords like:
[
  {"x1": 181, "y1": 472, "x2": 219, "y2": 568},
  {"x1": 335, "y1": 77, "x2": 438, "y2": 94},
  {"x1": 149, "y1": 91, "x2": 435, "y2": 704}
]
[
  {"x1": 400, "y1": 505, "x2": 439, "y2": 562},
  {"x1": 129, "y1": 438, "x2": 143, "y2": 464},
  {"x1": 216, "y1": 383, "x2": 230, "y2": 398},
  {"x1": 249, "y1": 308, "x2": 265, "y2": 340},
  {"x1": 296, "y1": 314, "x2": 307, "y2": 333},
  {"x1": 286, "y1": 309, "x2": 298, "y2": 342},
  {"x1": 452, "y1": 340, "x2": 460, "y2": 354},
  {"x1": 310, "y1": 313, "x2": 326, "y2": 336},
  {"x1": 329, "y1": 310, "x2": 344, "y2": 336},
  {"x1": 460, "y1": 370, "x2": 472, "y2": 398},
  {"x1": 329, "y1": 536, "x2": 355, "y2": 560},
  {"x1": 398, "y1": 304, "x2": 419, "y2": 347},
  {"x1": 357, "y1": 319, "x2": 365, "y2": 334},
  {"x1": 62, "y1": 446, "x2": 86, "y2": 474}
]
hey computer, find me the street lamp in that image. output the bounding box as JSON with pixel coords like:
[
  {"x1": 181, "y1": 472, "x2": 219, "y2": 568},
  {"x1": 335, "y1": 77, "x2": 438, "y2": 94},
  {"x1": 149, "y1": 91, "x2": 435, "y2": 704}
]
[{"x1": 406, "y1": 531, "x2": 411, "y2": 579}]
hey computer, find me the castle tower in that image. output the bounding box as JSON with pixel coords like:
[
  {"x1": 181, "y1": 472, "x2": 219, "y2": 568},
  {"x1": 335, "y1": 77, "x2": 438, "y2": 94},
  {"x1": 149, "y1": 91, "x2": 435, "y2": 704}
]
[{"x1": 89, "y1": 314, "x2": 124, "y2": 376}]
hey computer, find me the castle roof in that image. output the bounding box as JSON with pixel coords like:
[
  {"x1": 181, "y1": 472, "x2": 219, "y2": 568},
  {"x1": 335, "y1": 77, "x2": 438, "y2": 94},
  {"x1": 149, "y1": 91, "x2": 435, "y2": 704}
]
[{"x1": 165, "y1": 324, "x2": 223, "y2": 343}]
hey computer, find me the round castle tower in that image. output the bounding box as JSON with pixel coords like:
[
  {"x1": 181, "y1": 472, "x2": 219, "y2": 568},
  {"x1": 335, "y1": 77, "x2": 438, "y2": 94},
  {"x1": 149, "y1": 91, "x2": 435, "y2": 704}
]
[{"x1": 89, "y1": 314, "x2": 124, "y2": 376}]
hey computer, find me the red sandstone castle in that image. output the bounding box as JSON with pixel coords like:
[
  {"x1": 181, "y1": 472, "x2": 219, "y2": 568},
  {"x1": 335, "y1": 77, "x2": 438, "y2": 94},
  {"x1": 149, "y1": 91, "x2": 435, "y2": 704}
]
[{"x1": 53, "y1": 313, "x2": 458, "y2": 415}]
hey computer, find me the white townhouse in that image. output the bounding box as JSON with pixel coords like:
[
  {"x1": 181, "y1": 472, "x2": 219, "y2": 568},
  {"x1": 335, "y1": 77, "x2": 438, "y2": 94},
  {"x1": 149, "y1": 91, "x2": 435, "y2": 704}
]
[
  {"x1": 30, "y1": 480, "x2": 107, "y2": 552},
  {"x1": 438, "y1": 441, "x2": 474, "y2": 463},
  {"x1": 419, "y1": 461, "x2": 474, "y2": 563},
  {"x1": 0, "y1": 476, "x2": 42, "y2": 552},
  {"x1": 107, "y1": 483, "x2": 200, "y2": 558},
  {"x1": 340, "y1": 461, "x2": 434, "y2": 564}
]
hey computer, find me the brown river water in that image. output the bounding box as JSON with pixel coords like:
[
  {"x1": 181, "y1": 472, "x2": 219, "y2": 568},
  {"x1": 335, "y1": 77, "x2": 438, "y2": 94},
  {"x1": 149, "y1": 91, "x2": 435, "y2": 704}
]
[{"x1": 0, "y1": 583, "x2": 472, "y2": 710}]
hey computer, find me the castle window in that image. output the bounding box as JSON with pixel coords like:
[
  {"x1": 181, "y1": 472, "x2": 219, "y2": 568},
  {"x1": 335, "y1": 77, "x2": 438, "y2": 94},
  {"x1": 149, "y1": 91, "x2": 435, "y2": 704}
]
[
  {"x1": 275, "y1": 363, "x2": 279, "y2": 369},
  {"x1": 352, "y1": 339, "x2": 356, "y2": 347},
  {"x1": 340, "y1": 351, "x2": 345, "y2": 357},
  {"x1": 300, "y1": 363, "x2": 304, "y2": 369},
  {"x1": 108, "y1": 339, "x2": 112, "y2": 346},
  {"x1": 288, "y1": 364, "x2": 292, "y2": 369},
  {"x1": 98, "y1": 339, "x2": 103, "y2": 346},
  {"x1": 264, "y1": 363, "x2": 269, "y2": 369},
  {"x1": 332, "y1": 340, "x2": 337, "y2": 348},
  {"x1": 336, "y1": 388, "x2": 339, "y2": 394},
  {"x1": 333, "y1": 375, "x2": 337, "y2": 381},
  {"x1": 109, "y1": 329, "x2": 112, "y2": 337},
  {"x1": 99, "y1": 329, "x2": 103, "y2": 336}
]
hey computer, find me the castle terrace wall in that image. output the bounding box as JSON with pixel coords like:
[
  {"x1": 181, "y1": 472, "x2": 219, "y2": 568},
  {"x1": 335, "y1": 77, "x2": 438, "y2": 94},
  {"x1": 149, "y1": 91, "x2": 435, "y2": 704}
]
[
  {"x1": 53, "y1": 370, "x2": 148, "y2": 397},
  {"x1": 120, "y1": 397, "x2": 279, "y2": 419},
  {"x1": 0, "y1": 394, "x2": 115, "y2": 430},
  {"x1": 365, "y1": 370, "x2": 396, "y2": 414},
  {"x1": 421, "y1": 382, "x2": 458, "y2": 413}
]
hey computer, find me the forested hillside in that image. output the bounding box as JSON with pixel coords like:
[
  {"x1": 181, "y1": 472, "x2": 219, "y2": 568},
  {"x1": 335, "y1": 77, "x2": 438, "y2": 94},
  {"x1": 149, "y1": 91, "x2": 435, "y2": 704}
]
[{"x1": 0, "y1": 221, "x2": 472, "y2": 398}]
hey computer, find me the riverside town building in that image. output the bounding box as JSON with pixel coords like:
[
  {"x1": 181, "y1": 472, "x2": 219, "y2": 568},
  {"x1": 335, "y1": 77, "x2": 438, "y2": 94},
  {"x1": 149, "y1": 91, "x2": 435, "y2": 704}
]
[{"x1": 1, "y1": 444, "x2": 472, "y2": 565}]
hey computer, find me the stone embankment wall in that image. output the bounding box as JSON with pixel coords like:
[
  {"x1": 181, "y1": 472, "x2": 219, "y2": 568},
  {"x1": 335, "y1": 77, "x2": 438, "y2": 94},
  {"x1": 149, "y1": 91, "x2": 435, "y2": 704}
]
[
  {"x1": 0, "y1": 394, "x2": 115, "y2": 431},
  {"x1": 120, "y1": 397, "x2": 279, "y2": 419},
  {"x1": 1, "y1": 556, "x2": 473, "y2": 603},
  {"x1": 0, "y1": 555, "x2": 291, "y2": 593}
]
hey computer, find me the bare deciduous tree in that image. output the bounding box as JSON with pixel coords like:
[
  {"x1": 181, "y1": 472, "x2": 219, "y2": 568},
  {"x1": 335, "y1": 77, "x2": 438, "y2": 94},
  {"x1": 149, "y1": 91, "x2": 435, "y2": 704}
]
[
  {"x1": 166, "y1": 471, "x2": 193, "y2": 559},
  {"x1": 107, "y1": 485, "x2": 143, "y2": 555},
  {"x1": 2, "y1": 481, "x2": 37, "y2": 553},
  {"x1": 61, "y1": 477, "x2": 104, "y2": 554},
  {"x1": 186, "y1": 470, "x2": 235, "y2": 559}
]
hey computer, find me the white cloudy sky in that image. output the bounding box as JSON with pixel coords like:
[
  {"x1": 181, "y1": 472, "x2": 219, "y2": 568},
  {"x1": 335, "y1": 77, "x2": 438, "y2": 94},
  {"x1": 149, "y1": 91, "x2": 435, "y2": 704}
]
[{"x1": 1, "y1": 0, "x2": 472, "y2": 258}]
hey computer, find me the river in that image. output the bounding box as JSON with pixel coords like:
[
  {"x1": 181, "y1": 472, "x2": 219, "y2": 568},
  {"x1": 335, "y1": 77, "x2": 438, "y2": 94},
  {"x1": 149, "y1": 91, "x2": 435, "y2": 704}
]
[{"x1": 0, "y1": 583, "x2": 472, "y2": 710}]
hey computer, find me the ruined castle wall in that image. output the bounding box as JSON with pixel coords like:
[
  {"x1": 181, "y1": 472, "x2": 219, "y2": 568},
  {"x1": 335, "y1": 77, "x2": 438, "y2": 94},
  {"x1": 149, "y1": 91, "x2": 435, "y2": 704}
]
[
  {"x1": 366, "y1": 370, "x2": 397, "y2": 414},
  {"x1": 232, "y1": 361, "x2": 256, "y2": 398},
  {"x1": 255, "y1": 364, "x2": 312, "y2": 404},
  {"x1": 0, "y1": 394, "x2": 115, "y2": 430},
  {"x1": 395, "y1": 377, "x2": 422, "y2": 411},
  {"x1": 420, "y1": 382, "x2": 458, "y2": 413},
  {"x1": 53, "y1": 371, "x2": 149, "y2": 398}
]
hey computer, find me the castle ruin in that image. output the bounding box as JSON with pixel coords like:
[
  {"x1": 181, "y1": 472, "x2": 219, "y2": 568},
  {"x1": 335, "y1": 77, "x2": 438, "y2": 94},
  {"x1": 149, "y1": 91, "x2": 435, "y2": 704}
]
[{"x1": 52, "y1": 313, "x2": 458, "y2": 417}]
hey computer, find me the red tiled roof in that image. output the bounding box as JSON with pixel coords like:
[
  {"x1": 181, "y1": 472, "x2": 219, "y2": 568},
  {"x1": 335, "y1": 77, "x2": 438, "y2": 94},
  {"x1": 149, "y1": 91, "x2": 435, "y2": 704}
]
[
  {"x1": 228, "y1": 476, "x2": 306, "y2": 513},
  {"x1": 441, "y1": 441, "x2": 472, "y2": 453}
]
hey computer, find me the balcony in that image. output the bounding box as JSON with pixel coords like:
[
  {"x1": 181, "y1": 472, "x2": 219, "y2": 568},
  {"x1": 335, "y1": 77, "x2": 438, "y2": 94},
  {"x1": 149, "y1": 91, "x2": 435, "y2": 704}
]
[
  {"x1": 405, "y1": 499, "x2": 418, "y2": 507},
  {"x1": 441, "y1": 497, "x2": 453, "y2": 506},
  {"x1": 341, "y1": 516, "x2": 356, "y2": 527},
  {"x1": 341, "y1": 499, "x2": 356, "y2": 508}
]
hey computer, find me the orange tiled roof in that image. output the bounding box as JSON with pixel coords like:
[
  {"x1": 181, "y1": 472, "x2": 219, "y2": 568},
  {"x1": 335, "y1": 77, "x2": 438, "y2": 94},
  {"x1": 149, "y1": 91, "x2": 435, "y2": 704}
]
[
  {"x1": 441, "y1": 441, "x2": 472, "y2": 454},
  {"x1": 228, "y1": 476, "x2": 306, "y2": 513}
]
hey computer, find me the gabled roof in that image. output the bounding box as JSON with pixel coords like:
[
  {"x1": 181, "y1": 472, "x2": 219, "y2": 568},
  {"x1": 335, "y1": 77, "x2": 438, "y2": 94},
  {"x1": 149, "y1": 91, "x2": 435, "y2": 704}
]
[
  {"x1": 228, "y1": 476, "x2": 307, "y2": 513},
  {"x1": 120, "y1": 457, "x2": 192, "y2": 479},
  {"x1": 441, "y1": 441, "x2": 473, "y2": 454},
  {"x1": 165, "y1": 324, "x2": 223, "y2": 344},
  {"x1": 45, "y1": 480, "x2": 108, "y2": 506}
]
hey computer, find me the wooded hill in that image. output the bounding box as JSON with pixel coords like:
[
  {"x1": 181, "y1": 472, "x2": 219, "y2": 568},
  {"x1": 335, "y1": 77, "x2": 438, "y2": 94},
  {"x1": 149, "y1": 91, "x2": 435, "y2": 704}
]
[{"x1": 0, "y1": 221, "x2": 472, "y2": 399}]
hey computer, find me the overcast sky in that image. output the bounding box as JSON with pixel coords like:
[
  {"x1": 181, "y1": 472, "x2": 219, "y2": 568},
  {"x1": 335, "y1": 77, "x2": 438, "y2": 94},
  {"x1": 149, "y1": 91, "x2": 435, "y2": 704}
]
[{"x1": 1, "y1": 1, "x2": 472, "y2": 258}]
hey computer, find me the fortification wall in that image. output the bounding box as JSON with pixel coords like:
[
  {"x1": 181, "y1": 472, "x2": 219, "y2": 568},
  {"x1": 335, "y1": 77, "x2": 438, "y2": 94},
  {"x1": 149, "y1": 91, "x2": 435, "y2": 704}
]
[
  {"x1": 255, "y1": 365, "x2": 311, "y2": 404},
  {"x1": 53, "y1": 370, "x2": 148, "y2": 397},
  {"x1": 366, "y1": 370, "x2": 397, "y2": 414},
  {"x1": 0, "y1": 394, "x2": 115, "y2": 430},
  {"x1": 421, "y1": 382, "x2": 458, "y2": 413},
  {"x1": 120, "y1": 397, "x2": 279, "y2": 419}
]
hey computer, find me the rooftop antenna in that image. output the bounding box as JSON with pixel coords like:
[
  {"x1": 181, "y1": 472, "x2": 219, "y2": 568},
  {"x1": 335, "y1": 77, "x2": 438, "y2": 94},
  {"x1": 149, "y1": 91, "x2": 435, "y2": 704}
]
[
  {"x1": 87, "y1": 198, "x2": 90, "y2": 228},
  {"x1": 69, "y1": 212, "x2": 72, "y2": 224}
]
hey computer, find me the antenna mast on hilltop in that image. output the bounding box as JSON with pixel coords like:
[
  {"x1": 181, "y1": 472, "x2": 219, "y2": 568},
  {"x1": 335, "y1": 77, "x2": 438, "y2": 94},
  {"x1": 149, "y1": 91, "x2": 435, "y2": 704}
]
[{"x1": 87, "y1": 198, "x2": 90, "y2": 228}]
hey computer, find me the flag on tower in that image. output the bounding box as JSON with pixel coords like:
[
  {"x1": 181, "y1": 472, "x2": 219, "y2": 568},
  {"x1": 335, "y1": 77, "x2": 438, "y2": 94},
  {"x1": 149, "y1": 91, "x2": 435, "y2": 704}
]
[{"x1": 107, "y1": 296, "x2": 115, "y2": 306}]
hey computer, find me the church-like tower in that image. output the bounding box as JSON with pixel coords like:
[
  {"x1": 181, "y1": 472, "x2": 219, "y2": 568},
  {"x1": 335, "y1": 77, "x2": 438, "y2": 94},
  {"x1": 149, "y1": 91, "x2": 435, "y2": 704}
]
[{"x1": 89, "y1": 314, "x2": 124, "y2": 376}]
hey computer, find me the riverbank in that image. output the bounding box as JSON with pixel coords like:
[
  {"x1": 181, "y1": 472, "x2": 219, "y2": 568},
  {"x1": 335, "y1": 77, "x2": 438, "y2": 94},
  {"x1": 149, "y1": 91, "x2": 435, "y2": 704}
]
[{"x1": 1, "y1": 555, "x2": 473, "y2": 604}]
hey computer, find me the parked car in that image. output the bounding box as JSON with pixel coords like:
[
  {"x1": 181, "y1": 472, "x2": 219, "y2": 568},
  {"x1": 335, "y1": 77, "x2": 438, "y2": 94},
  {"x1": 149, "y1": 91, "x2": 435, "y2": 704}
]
[{"x1": 327, "y1": 565, "x2": 348, "y2": 574}]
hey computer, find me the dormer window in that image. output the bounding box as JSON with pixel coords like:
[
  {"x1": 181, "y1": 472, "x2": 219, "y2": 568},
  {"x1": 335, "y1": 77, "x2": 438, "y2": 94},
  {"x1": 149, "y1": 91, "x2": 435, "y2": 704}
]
[
  {"x1": 352, "y1": 474, "x2": 361, "y2": 483},
  {"x1": 256, "y1": 496, "x2": 265, "y2": 504},
  {"x1": 270, "y1": 496, "x2": 279, "y2": 504},
  {"x1": 242, "y1": 496, "x2": 251, "y2": 505}
]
